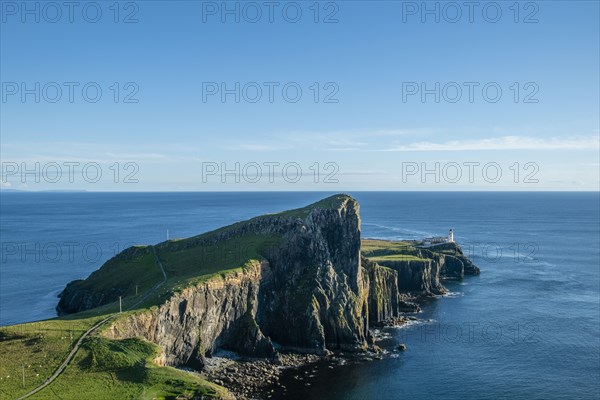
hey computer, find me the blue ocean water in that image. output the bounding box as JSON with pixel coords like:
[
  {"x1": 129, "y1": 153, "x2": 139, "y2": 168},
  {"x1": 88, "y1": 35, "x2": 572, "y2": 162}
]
[{"x1": 1, "y1": 192, "x2": 598, "y2": 399}]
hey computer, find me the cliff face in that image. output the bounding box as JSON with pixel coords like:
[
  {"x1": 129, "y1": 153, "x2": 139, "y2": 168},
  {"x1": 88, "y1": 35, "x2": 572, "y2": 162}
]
[
  {"x1": 359, "y1": 240, "x2": 480, "y2": 326},
  {"x1": 102, "y1": 195, "x2": 369, "y2": 369},
  {"x1": 381, "y1": 258, "x2": 447, "y2": 295},
  {"x1": 254, "y1": 197, "x2": 368, "y2": 352},
  {"x1": 372, "y1": 244, "x2": 480, "y2": 298},
  {"x1": 435, "y1": 243, "x2": 481, "y2": 277},
  {"x1": 57, "y1": 279, "x2": 95, "y2": 314},
  {"x1": 363, "y1": 257, "x2": 400, "y2": 324},
  {"x1": 104, "y1": 261, "x2": 275, "y2": 369}
]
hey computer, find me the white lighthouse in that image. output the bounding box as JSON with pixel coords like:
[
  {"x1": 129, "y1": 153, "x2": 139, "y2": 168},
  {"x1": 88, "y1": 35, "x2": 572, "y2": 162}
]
[{"x1": 448, "y1": 229, "x2": 454, "y2": 243}]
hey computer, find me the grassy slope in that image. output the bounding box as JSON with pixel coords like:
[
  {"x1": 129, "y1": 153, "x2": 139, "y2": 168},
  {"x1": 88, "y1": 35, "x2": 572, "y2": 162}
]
[
  {"x1": 59, "y1": 235, "x2": 282, "y2": 319},
  {"x1": 0, "y1": 316, "x2": 104, "y2": 399},
  {"x1": 64, "y1": 249, "x2": 164, "y2": 314},
  {"x1": 361, "y1": 239, "x2": 428, "y2": 262},
  {"x1": 157, "y1": 234, "x2": 282, "y2": 295},
  {"x1": 70, "y1": 248, "x2": 161, "y2": 297},
  {"x1": 26, "y1": 337, "x2": 230, "y2": 400}
]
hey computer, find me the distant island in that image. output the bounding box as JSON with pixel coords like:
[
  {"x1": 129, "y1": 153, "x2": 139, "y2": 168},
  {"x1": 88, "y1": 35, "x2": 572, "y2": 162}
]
[{"x1": 1, "y1": 194, "x2": 479, "y2": 399}]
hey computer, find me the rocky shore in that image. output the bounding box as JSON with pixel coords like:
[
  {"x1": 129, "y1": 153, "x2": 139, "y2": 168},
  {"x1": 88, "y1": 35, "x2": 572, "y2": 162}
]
[
  {"x1": 200, "y1": 316, "x2": 419, "y2": 400},
  {"x1": 200, "y1": 352, "x2": 324, "y2": 400}
]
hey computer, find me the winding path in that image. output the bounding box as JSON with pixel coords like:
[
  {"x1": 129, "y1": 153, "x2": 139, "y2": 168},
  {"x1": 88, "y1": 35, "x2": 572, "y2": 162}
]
[{"x1": 16, "y1": 246, "x2": 168, "y2": 400}]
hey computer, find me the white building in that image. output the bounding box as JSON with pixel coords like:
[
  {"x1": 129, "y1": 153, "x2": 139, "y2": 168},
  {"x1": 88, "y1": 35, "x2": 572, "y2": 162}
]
[{"x1": 421, "y1": 229, "x2": 454, "y2": 247}]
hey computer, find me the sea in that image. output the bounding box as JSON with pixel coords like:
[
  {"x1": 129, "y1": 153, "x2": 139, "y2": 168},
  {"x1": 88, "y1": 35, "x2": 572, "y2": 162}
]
[{"x1": 1, "y1": 192, "x2": 598, "y2": 399}]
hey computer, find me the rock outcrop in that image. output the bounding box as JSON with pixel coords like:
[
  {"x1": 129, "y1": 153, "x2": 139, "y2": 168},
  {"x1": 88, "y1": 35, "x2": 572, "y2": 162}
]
[
  {"x1": 380, "y1": 258, "x2": 447, "y2": 295},
  {"x1": 363, "y1": 257, "x2": 400, "y2": 324},
  {"x1": 355, "y1": 238, "x2": 480, "y2": 326},
  {"x1": 372, "y1": 243, "x2": 480, "y2": 298},
  {"x1": 253, "y1": 197, "x2": 369, "y2": 353},
  {"x1": 433, "y1": 242, "x2": 481, "y2": 277}
]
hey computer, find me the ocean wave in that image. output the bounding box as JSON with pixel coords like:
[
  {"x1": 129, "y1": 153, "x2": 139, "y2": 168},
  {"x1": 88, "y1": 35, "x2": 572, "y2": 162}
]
[
  {"x1": 370, "y1": 329, "x2": 393, "y2": 340},
  {"x1": 443, "y1": 291, "x2": 464, "y2": 298},
  {"x1": 362, "y1": 223, "x2": 432, "y2": 238},
  {"x1": 394, "y1": 318, "x2": 436, "y2": 330}
]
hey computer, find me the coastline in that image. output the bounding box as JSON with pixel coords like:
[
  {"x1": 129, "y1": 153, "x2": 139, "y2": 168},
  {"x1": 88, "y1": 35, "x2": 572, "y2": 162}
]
[
  {"x1": 201, "y1": 282, "x2": 471, "y2": 400},
  {"x1": 199, "y1": 309, "x2": 438, "y2": 399},
  {"x1": 1, "y1": 195, "x2": 481, "y2": 399}
]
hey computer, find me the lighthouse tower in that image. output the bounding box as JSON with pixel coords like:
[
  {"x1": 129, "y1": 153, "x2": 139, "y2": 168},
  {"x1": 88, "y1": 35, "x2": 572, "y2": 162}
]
[{"x1": 448, "y1": 229, "x2": 454, "y2": 243}]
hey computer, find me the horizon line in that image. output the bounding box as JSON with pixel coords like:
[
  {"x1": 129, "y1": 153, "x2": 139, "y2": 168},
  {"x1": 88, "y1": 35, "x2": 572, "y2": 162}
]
[{"x1": 1, "y1": 189, "x2": 599, "y2": 193}]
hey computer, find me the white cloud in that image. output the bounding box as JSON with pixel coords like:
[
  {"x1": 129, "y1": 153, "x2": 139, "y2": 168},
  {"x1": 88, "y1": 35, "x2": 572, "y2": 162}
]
[
  {"x1": 383, "y1": 135, "x2": 600, "y2": 152},
  {"x1": 232, "y1": 143, "x2": 284, "y2": 152},
  {"x1": 228, "y1": 133, "x2": 600, "y2": 154},
  {"x1": 104, "y1": 152, "x2": 169, "y2": 161},
  {"x1": 228, "y1": 129, "x2": 434, "y2": 152}
]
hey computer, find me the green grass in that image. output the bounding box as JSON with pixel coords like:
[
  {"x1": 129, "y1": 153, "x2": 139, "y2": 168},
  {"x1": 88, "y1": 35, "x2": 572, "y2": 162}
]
[
  {"x1": 0, "y1": 316, "x2": 105, "y2": 399},
  {"x1": 26, "y1": 336, "x2": 230, "y2": 400},
  {"x1": 0, "y1": 318, "x2": 231, "y2": 400},
  {"x1": 362, "y1": 239, "x2": 464, "y2": 265},
  {"x1": 73, "y1": 248, "x2": 161, "y2": 296},
  {"x1": 147, "y1": 233, "x2": 282, "y2": 303},
  {"x1": 58, "y1": 247, "x2": 164, "y2": 315},
  {"x1": 58, "y1": 233, "x2": 282, "y2": 317},
  {"x1": 167, "y1": 194, "x2": 352, "y2": 243},
  {"x1": 361, "y1": 239, "x2": 414, "y2": 254},
  {"x1": 158, "y1": 234, "x2": 280, "y2": 279},
  {"x1": 0, "y1": 233, "x2": 278, "y2": 399},
  {"x1": 77, "y1": 194, "x2": 350, "y2": 315},
  {"x1": 367, "y1": 254, "x2": 427, "y2": 262},
  {"x1": 361, "y1": 239, "x2": 428, "y2": 262}
]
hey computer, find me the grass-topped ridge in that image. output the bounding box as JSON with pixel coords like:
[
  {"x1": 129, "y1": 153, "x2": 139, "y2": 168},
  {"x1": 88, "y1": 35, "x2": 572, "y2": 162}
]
[
  {"x1": 361, "y1": 239, "x2": 428, "y2": 262},
  {"x1": 59, "y1": 233, "x2": 282, "y2": 318},
  {"x1": 59, "y1": 195, "x2": 356, "y2": 320},
  {"x1": 152, "y1": 194, "x2": 354, "y2": 252},
  {"x1": 270, "y1": 193, "x2": 355, "y2": 218}
]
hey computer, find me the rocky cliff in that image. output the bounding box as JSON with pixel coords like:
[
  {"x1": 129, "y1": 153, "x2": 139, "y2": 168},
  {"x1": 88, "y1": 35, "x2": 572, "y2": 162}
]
[
  {"x1": 356, "y1": 239, "x2": 480, "y2": 326},
  {"x1": 96, "y1": 195, "x2": 369, "y2": 370},
  {"x1": 58, "y1": 194, "x2": 479, "y2": 372},
  {"x1": 384, "y1": 257, "x2": 447, "y2": 295},
  {"x1": 104, "y1": 260, "x2": 276, "y2": 369},
  {"x1": 363, "y1": 257, "x2": 401, "y2": 324},
  {"x1": 253, "y1": 196, "x2": 369, "y2": 353}
]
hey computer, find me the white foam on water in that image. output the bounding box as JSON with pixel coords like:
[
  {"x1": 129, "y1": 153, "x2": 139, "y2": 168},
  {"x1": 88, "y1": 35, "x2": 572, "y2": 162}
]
[
  {"x1": 394, "y1": 318, "x2": 436, "y2": 330},
  {"x1": 443, "y1": 291, "x2": 464, "y2": 298},
  {"x1": 362, "y1": 223, "x2": 432, "y2": 238}
]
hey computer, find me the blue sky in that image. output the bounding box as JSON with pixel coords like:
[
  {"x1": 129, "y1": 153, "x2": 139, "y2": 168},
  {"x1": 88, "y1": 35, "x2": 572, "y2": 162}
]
[{"x1": 1, "y1": 0, "x2": 599, "y2": 191}]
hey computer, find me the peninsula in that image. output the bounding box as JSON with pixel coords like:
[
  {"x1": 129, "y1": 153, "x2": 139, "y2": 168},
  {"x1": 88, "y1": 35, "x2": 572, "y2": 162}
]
[{"x1": 0, "y1": 194, "x2": 479, "y2": 399}]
